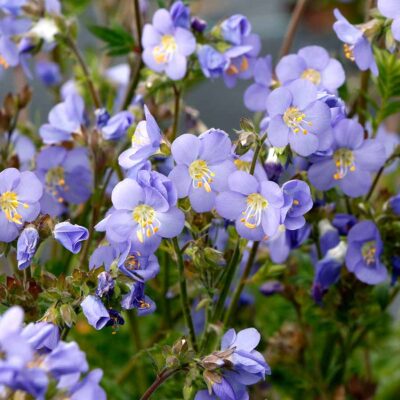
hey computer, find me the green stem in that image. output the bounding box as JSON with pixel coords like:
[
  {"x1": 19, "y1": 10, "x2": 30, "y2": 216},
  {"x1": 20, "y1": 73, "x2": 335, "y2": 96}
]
[
  {"x1": 172, "y1": 237, "x2": 198, "y2": 352},
  {"x1": 223, "y1": 241, "x2": 260, "y2": 327},
  {"x1": 211, "y1": 239, "x2": 241, "y2": 323},
  {"x1": 65, "y1": 36, "x2": 101, "y2": 109},
  {"x1": 170, "y1": 85, "x2": 181, "y2": 141},
  {"x1": 250, "y1": 133, "x2": 268, "y2": 174}
]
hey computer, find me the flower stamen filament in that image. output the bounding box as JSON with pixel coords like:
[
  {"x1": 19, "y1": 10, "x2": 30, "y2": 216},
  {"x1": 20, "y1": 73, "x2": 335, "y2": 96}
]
[
  {"x1": 189, "y1": 159, "x2": 215, "y2": 193},
  {"x1": 283, "y1": 107, "x2": 313, "y2": 135},
  {"x1": 0, "y1": 191, "x2": 29, "y2": 224},
  {"x1": 133, "y1": 204, "x2": 160, "y2": 243},
  {"x1": 241, "y1": 193, "x2": 268, "y2": 229}
]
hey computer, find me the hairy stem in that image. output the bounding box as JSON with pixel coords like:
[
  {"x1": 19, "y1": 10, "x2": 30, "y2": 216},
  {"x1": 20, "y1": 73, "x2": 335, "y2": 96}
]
[
  {"x1": 139, "y1": 367, "x2": 183, "y2": 400},
  {"x1": 172, "y1": 237, "x2": 198, "y2": 352}
]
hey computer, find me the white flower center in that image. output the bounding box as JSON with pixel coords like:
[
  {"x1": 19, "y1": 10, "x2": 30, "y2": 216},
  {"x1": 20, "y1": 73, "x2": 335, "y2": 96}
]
[
  {"x1": 132, "y1": 204, "x2": 160, "y2": 243},
  {"x1": 283, "y1": 107, "x2": 312, "y2": 135},
  {"x1": 301, "y1": 68, "x2": 321, "y2": 85},
  {"x1": 189, "y1": 159, "x2": 215, "y2": 193},
  {"x1": 153, "y1": 35, "x2": 178, "y2": 64},
  {"x1": 241, "y1": 193, "x2": 268, "y2": 229},
  {"x1": 0, "y1": 191, "x2": 29, "y2": 224},
  {"x1": 333, "y1": 148, "x2": 355, "y2": 180}
]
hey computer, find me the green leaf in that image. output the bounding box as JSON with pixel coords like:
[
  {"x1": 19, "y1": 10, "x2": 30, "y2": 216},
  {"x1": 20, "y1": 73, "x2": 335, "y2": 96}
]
[
  {"x1": 249, "y1": 263, "x2": 287, "y2": 284},
  {"x1": 88, "y1": 25, "x2": 135, "y2": 56},
  {"x1": 375, "y1": 48, "x2": 400, "y2": 100}
]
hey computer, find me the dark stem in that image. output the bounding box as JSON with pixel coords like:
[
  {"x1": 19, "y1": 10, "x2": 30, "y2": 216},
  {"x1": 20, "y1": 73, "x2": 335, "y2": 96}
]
[
  {"x1": 358, "y1": 70, "x2": 370, "y2": 133},
  {"x1": 223, "y1": 241, "x2": 260, "y2": 327},
  {"x1": 170, "y1": 84, "x2": 181, "y2": 141},
  {"x1": 279, "y1": 0, "x2": 309, "y2": 58},
  {"x1": 139, "y1": 367, "x2": 183, "y2": 400},
  {"x1": 120, "y1": 0, "x2": 143, "y2": 110},
  {"x1": 365, "y1": 165, "x2": 384, "y2": 201},
  {"x1": 172, "y1": 237, "x2": 198, "y2": 352},
  {"x1": 65, "y1": 36, "x2": 101, "y2": 109}
]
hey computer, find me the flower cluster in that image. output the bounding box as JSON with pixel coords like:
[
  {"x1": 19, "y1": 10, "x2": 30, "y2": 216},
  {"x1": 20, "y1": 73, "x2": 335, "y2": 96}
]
[{"x1": 0, "y1": 306, "x2": 105, "y2": 399}]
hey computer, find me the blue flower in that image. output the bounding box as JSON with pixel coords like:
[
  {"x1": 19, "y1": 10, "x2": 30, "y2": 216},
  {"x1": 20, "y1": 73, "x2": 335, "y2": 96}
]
[
  {"x1": 266, "y1": 79, "x2": 333, "y2": 156},
  {"x1": 142, "y1": 8, "x2": 196, "y2": 80},
  {"x1": 244, "y1": 55, "x2": 273, "y2": 112},
  {"x1": 276, "y1": 45, "x2": 345, "y2": 92},
  {"x1": 333, "y1": 9, "x2": 378, "y2": 75},
  {"x1": 378, "y1": 0, "x2": 400, "y2": 41},
  {"x1": 170, "y1": 1, "x2": 190, "y2": 29},
  {"x1": 35, "y1": 60, "x2": 62, "y2": 87},
  {"x1": 17, "y1": 226, "x2": 39, "y2": 270},
  {"x1": 216, "y1": 170, "x2": 284, "y2": 240},
  {"x1": 389, "y1": 193, "x2": 400, "y2": 215},
  {"x1": 35, "y1": 146, "x2": 93, "y2": 217},
  {"x1": 54, "y1": 221, "x2": 89, "y2": 254},
  {"x1": 198, "y1": 45, "x2": 229, "y2": 79},
  {"x1": 0, "y1": 168, "x2": 43, "y2": 243},
  {"x1": 101, "y1": 170, "x2": 184, "y2": 255},
  {"x1": 81, "y1": 295, "x2": 111, "y2": 330},
  {"x1": 121, "y1": 281, "x2": 156, "y2": 316},
  {"x1": 281, "y1": 179, "x2": 313, "y2": 230},
  {"x1": 96, "y1": 271, "x2": 115, "y2": 298},
  {"x1": 39, "y1": 94, "x2": 86, "y2": 144},
  {"x1": 169, "y1": 129, "x2": 235, "y2": 213},
  {"x1": 221, "y1": 14, "x2": 251, "y2": 46},
  {"x1": 346, "y1": 220, "x2": 388, "y2": 285},
  {"x1": 99, "y1": 110, "x2": 135, "y2": 141},
  {"x1": 308, "y1": 119, "x2": 386, "y2": 197},
  {"x1": 118, "y1": 105, "x2": 162, "y2": 170}
]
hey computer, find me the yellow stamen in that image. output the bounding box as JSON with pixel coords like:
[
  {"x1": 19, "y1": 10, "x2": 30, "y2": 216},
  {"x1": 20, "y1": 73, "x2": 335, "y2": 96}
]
[
  {"x1": 0, "y1": 191, "x2": 28, "y2": 224},
  {"x1": 189, "y1": 159, "x2": 215, "y2": 193}
]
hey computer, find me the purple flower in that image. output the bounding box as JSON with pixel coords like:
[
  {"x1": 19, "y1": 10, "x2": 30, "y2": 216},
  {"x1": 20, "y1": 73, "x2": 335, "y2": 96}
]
[
  {"x1": 35, "y1": 146, "x2": 93, "y2": 217},
  {"x1": 45, "y1": 0, "x2": 61, "y2": 15},
  {"x1": 35, "y1": 60, "x2": 62, "y2": 87},
  {"x1": 54, "y1": 222, "x2": 89, "y2": 254},
  {"x1": 101, "y1": 170, "x2": 184, "y2": 255},
  {"x1": 244, "y1": 55, "x2": 273, "y2": 112},
  {"x1": 100, "y1": 110, "x2": 134, "y2": 141},
  {"x1": 118, "y1": 244, "x2": 160, "y2": 282},
  {"x1": 121, "y1": 281, "x2": 156, "y2": 316},
  {"x1": 0, "y1": 35, "x2": 19, "y2": 69},
  {"x1": 281, "y1": 180, "x2": 313, "y2": 230},
  {"x1": 389, "y1": 193, "x2": 400, "y2": 215},
  {"x1": 332, "y1": 213, "x2": 357, "y2": 235},
  {"x1": 267, "y1": 224, "x2": 311, "y2": 263},
  {"x1": 222, "y1": 34, "x2": 261, "y2": 88},
  {"x1": 378, "y1": 0, "x2": 400, "y2": 41},
  {"x1": 89, "y1": 244, "x2": 120, "y2": 271},
  {"x1": 260, "y1": 280, "x2": 284, "y2": 296},
  {"x1": 39, "y1": 94, "x2": 85, "y2": 144},
  {"x1": 333, "y1": 9, "x2": 378, "y2": 75},
  {"x1": 276, "y1": 46, "x2": 345, "y2": 92},
  {"x1": 221, "y1": 15, "x2": 251, "y2": 46},
  {"x1": 0, "y1": 168, "x2": 43, "y2": 243},
  {"x1": 96, "y1": 271, "x2": 115, "y2": 297},
  {"x1": 191, "y1": 16, "x2": 207, "y2": 33},
  {"x1": 308, "y1": 119, "x2": 386, "y2": 197},
  {"x1": 169, "y1": 129, "x2": 236, "y2": 213},
  {"x1": 170, "y1": 1, "x2": 190, "y2": 29},
  {"x1": 346, "y1": 221, "x2": 388, "y2": 285},
  {"x1": 142, "y1": 8, "x2": 196, "y2": 80},
  {"x1": 0, "y1": 0, "x2": 26, "y2": 15},
  {"x1": 118, "y1": 105, "x2": 161, "y2": 169},
  {"x1": 197, "y1": 45, "x2": 229, "y2": 79},
  {"x1": 81, "y1": 295, "x2": 111, "y2": 330},
  {"x1": 312, "y1": 241, "x2": 347, "y2": 303},
  {"x1": 21, "y1": 322, "x2": 59, "y2": 352},
  {"x1": 44, "y1": 341, "x2": 88, "y2": 378},
  {"x1": 221, "y1": 328, "x2": 271, "y2": 381},
  {"x1": 375, "y1": 124, "x2": 399, "y2": 173},
  {"x1": 17, "y1": 226, "x2": 39, "y2": 270},
  {"x1": 216, "y1": 171, "x2": 284, "y2": 240},
  {"x1": 69, "y1": 369, "x2": 106, "y2": 400},
  {"x1": 266, "y1": 79, "x2": 332, "y2": 156},
  {"x1": 317, "y1": 91, "x2": 347, "y2": 126}
]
